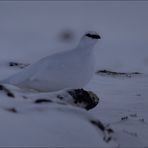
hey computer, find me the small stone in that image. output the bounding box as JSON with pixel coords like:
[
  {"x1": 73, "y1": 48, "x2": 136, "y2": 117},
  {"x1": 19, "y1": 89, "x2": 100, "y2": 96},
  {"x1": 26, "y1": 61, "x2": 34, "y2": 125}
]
[
  {"x1": 5, "y1": 108, "x2": 18, "y2": 113},
  {"x1": 34, "y1": 99, "x2": 52, "y2": 104}
]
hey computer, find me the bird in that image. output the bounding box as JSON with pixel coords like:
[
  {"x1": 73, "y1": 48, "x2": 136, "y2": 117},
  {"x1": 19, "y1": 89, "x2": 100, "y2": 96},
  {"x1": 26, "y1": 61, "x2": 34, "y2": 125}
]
[{"x1": 1, "y1": 31, "x2": 101, "y2": 92}]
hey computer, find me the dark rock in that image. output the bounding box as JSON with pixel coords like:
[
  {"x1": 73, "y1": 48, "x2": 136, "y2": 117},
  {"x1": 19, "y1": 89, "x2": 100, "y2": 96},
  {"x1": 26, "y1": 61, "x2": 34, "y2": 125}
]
[
  {"x1": 7, "y1": 92, "x2": 15, "y2": 98},
  {"x1": 96, "y1": 69, "x2": 141, "y2": 77},
  {"x1": 34, "y1": 99, "x2": 52, "y2": 104},
  {"x1": 9, "y1": 62, "x2": 18, "y2": 66},
  {"x1": 22, "y1": 96, "x2": 28, "y2": 99},
  {"x1": 68, "y1": 89, "x2": 99, "y2": 110},
  {"x1": 121, "y1": 116, "x2": 128, "y2": 121},
  {"x1": 107, "y1": 128, "x2": 114, "y2": 133},
  {"x1": 0, "y1": 84, "x2": 4, "y2": 90},
  {"x1": 90, "y1": 120, "x2": 105, "y2": 131},
  {"x1": 90, "y1": 120, "x2": 114, "y2": 143},
  {"x1": 57, "y1": 95, "x2": 64, "y2": 100},
  {"x1": 9, "y1": 62, "x2": 29, "y2": 69},
  {"x1": 139, "y1": 118, "x2": 145, "y2": 122},
  {"x1": 5, "y1": 107, "x2": 18, "y2": 113},
  {"x1": 130, "y1": 113, "x2": 137, "y2": 117},
  {"x1": 0, "y1": 84, "x2": 15, "y2": 98}
]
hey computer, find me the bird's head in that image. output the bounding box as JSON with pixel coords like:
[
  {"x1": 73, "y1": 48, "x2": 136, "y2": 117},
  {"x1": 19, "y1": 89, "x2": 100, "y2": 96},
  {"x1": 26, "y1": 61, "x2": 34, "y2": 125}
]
[
  {"x1": 85, "y1": 31, "x2": 101, "y2": 40},
  {"x1": 78, "y1": 31, "x2": 101, "y2": 48}
]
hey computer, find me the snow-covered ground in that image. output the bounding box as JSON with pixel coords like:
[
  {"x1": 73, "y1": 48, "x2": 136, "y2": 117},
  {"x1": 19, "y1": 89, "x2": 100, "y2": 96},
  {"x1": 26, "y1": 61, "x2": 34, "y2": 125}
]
[
  {"x1": 0, "y1": 1, "x2": 148, "y2": 147},
  {"x1": 86, "y1": 73, "x2": 148, "y2": 147}
]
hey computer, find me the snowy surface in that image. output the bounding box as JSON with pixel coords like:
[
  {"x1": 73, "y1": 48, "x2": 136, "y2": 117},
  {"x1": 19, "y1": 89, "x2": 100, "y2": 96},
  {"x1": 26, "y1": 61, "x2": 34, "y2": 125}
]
[
  {"x1": 86, "y1": 73, "x2": 148, "y2": 147},
  {"x1": 0, "y1": 1, "x2": 148, "y2": 147}
]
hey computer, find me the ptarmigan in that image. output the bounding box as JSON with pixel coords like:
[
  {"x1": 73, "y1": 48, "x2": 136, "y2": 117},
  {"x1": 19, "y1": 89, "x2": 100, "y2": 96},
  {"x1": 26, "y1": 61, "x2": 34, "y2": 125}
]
[{"x1": 2, "y1": 31, "x2": 101, "y2": 92}]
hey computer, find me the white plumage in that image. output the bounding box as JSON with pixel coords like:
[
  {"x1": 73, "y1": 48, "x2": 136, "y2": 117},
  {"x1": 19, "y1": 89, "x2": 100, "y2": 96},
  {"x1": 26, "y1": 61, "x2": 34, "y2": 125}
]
[{"x1": 2, "y1": 31, "x2": 101, "y2": 92}]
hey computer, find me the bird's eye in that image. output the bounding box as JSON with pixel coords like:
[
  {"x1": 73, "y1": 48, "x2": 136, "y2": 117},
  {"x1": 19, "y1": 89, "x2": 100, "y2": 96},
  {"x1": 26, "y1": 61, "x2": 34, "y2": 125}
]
[{"x1": 85, "y1": 33, "x2": 101, "y2": 39}]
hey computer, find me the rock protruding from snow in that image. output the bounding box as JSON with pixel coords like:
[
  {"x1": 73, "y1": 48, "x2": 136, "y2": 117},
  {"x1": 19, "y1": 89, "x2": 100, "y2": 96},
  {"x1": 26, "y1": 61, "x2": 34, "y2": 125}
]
[
  {"x1": 68, "y1": 89, "x2": 99, "y2": 110},
  {"x1": 96, "y1": 69, "x2": 141, "y2": 78},
  {"x1": 9, "y1": 61, "x2": 29, "y2": 69}
]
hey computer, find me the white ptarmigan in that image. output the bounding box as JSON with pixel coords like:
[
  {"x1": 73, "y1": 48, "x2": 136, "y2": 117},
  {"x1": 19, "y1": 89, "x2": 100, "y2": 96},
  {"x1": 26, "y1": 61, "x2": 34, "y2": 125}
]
[{"x1": 2, "y1": 31, "x2": 101, "y2": 92}]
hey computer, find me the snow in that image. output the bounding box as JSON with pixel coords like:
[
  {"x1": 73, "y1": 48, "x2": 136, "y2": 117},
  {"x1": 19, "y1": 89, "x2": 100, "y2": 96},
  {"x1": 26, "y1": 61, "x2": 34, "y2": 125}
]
[
  {"x1": 0, "y1": 1, "x2": 148, "y2": 147},
  {"x1": 86, "y1": 74, "x2": 148, "y2": 147},
  {"x1": 0, "y1": 108, "x2": 105, "y2": 147}
]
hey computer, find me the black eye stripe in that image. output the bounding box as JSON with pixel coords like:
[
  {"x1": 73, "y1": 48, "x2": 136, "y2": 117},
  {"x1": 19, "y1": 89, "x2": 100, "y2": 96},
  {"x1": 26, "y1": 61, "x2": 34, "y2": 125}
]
[{"x1": 85, "y1": 33, "x2": 101, "y2": 39}]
